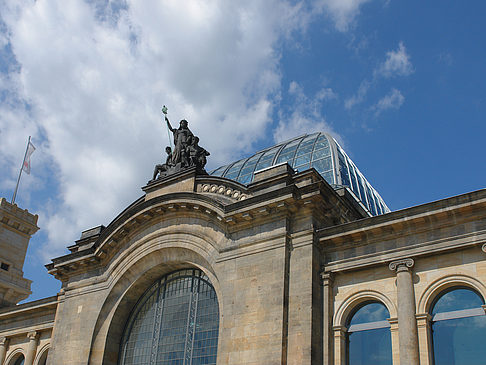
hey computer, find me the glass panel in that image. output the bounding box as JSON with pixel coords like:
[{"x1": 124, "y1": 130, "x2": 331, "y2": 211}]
[
  {"x1": 120, "y1": 270, "x2": 219, "y2": 365},
  {"x1": 223, "y1": 160, "x2": 246, "y2": 180},
  {"x1": 312, "y1": 135, "x2": 329, "y2": 151},
  {"x1": 311, "y1": 157, "x2": 332, "y2": 174},
  {"x1": 254, "y1": 147, "x2": 279, "y2": 171},
  {"x1": 276, "y1": 140, "x2": 300, "y2": 165},
  {"x1": 236, "y1": 153, "x2": 263, "y2": 182},
  {"x1": 293, "y1": 153, "x2": 311, "y2": 167},
  {"x1": 347, "y1": 302, "x2": 391, "y2": 365},
  {"x1": 294, "y1": 163, "x2": 310, "y2": 172},
  {"x1": 338, "y1": 151, "x2": 350, "y2": 187},
  {"x1": 321, "y1": 171, "x2": 334, "y2": 184},
  {"x1": 237, "y1": 174, "x2": 253, "y2": 185},
  {"x1": 432, "y1": 288, "x2": 484, "y2": 315},
  {"x1": 348, "y1": 328, "x2": 392, "y2": 365},
  {"x1": 349, "y1": 302, "x2": 390, "y2": 326},
  {"x1": 432, "y1": 316, "x2": 486, "y2": 365},
  {"x1": 312, "y1": 147, "x2": 331, "y2": 160},
  {"x1": 347, "y1": 162, "x2": 360, "y2": 198},
  {"x1": 210, "y1": 165, "x2": 227, "y2": 177}
]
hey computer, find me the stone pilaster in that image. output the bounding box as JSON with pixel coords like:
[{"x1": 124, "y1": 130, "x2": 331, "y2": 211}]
[
  {"x1": 389, "y1": 258, "x2": 420, "y2": 365},
  {"x1": 333, "y1": 326, "x2": 346, "y2": 365},
  {"x1": 416, "y1": 313, "x2": 433, "y2": 365},
  {"x1": 24, "y1": 331, "x2": 38, "y2": 365},
  {"x1": 321, "y1": 272, "x2": 334, "y2": 365},
  {"x1": 387, "y1": 318, "x2": 400, "y2": 365},
  {"x1": 0, "y1": 337, "x2": 8, "y2": 365}
]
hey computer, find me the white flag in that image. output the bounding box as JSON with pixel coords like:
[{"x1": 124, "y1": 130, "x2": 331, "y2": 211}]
[{"x1": 22, "y1": 141, "x2": 35, "y2": 174}]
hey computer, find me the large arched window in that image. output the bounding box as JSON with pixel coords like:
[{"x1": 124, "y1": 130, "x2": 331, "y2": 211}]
[
  {"x1": 119, "y1": 269, "x2": 219, "y2": 365},
  {"x1": 9, "y1": 354, "x2": 24, "y2": 365},
  {"x1": 430, "y1": 287, "x2": 486, "y2": 365},
  {"x1": 346, "y1": 301, "x2": 392, "y2": 365}
]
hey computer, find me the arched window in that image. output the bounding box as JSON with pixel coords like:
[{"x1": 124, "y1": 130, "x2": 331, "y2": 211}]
[
  {"x1": 430, "y1": 287, "x2": 486, "y2": 365},
  {"x1": 346, "y1": 301, "x2": 392, "y2": 365},
  {"x1": 9, "y1": 354, "x2": 24, "y2": 365},
  {"x1": 119, "y1": 269, "x2": 219, "y2": 365},
  {"x1": 37, "y1": 348, "x2": 49, "y2": 365}
]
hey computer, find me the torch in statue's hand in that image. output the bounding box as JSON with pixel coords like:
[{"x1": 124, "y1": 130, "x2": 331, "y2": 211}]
[{"x1": 161, "y1": 105, "x2": 172, "y2": 149}]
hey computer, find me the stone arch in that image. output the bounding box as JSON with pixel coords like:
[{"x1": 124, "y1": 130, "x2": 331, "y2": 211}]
[
  {"x1": 34, "y1": 343, "x2": 49, "y2": 365},
  {"x1": 88, "y1": 235, "x2": 222, "y2": 365},
  {"x1": 417, "y1": 274, "x2": 486, "y2": 313},
  {"x1": 5, "y1": 348, "x2": 25, "y2": 365},
  {"x1": 334, "y1": 289, "x2": 397, "y2": 328}
]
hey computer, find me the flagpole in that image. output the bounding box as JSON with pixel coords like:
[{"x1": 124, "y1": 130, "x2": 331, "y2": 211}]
[{"x1": 11, "y1": 136, "x2": 31, "y2": 204}]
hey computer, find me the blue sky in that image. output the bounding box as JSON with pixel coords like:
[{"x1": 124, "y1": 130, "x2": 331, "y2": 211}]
[{"x1": 0, "y1": 0, "x2": 485, "y2": 301}]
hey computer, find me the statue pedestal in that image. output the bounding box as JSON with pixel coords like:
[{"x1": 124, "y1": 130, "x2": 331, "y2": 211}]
[{"x1": 143, "y1": 167, "x2": 207, "y2": 201}]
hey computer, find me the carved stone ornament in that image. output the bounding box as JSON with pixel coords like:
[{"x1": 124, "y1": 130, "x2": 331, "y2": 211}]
[
  {"x1": 482, "y1": 243, "x2": 486, "y2": 253},
  {"x1": 27, "y1": 331, "x2": 38, "y2": 341},
  {"x1": 0, "y1": 337, "x2": 7, "y2": 346},
  {"x1": 152, "y1": 113, "x2": 210, "y2": 181},
  {"x1": 389, "y1": 258, "x2": 415, "y2": 272}
]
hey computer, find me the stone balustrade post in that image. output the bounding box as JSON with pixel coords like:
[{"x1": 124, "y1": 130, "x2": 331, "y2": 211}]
[
  {"x1": 0, "y1": 337, "x2": 8, "y2": 365},
  {"x1": 389, "y1": 258, "x2": 420, "y2": 365},
  {"x1": 321, "y1": 272, "x2": 334, "y2": 365},
  {"x1": 24, "y1": 331, "x2": 38, "y2": 365}
]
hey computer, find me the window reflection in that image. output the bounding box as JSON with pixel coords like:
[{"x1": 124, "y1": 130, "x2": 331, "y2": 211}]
[
  {"x1": 346, "y1": 302, "x2": 392, "y2": 365},
  {"x1": 431, "y1": 288, "x2": 486, "y2": 365}
]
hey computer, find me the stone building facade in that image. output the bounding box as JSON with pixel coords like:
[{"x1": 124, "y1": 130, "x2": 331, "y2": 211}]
[{"x1": 1, "y1": 162, "x2": 485, "y2": 365}]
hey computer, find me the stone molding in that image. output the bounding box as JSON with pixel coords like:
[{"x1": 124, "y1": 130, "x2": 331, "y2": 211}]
[
  {"x1": 320, "y1": 271, "x2": 334, "y2": 286},
  {"x1": 198, "y1": 183, "x2": 249, "y2": 202},
  {"x1": 389, "y1": 258, "x2": 414, "y2": 273},
  {"x1": 417, "y1": 274, "x2": 486, "y2": 313}
]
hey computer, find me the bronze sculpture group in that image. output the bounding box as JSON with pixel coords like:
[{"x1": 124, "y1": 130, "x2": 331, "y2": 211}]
[{"x1": 152, "y1": 116, "x2": 210, "y2": 180}]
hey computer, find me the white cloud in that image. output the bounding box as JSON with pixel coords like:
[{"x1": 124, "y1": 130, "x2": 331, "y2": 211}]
[
  {"x1": 0, "y1": 0, "x2": 310, "y2": 260},
  {"x1": 313, "y1": 0, "x2": 373, "y2": 32},
  {"x1": 274, "y1": 81, "x2": 337, "y2": 142},
  {"x1": 373, "y1": 88, "x2": 404, "y2": 115},
  {"x1": 344, "y1": 79, "x2": 370, "y2": 109},
  {"x1": 375, "y1": 41, "x2": 414, "y2": 78}
]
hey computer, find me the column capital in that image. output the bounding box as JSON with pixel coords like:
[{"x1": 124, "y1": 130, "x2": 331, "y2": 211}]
[
  {"x1": 27, "y1": 331, "x2": 38, "y2": 341},
  {"x1": 320, "y1": 271, "x2": 334, "y2": 285},
  {"x1": 482, "y1": 243, "x2": 486, "y2": 253},
  {"x1": 389, "y1": 258, "x2": 414, "y2": 273},
  {"x1": 0, "y1": 337, "x2": 8, "y2": 346},
  {"x1": 332, "y1": 325, "x2": 347, "y2": 335}
]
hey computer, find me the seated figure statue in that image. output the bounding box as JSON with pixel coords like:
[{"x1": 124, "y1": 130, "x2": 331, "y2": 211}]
[
  {"x1": 187, "y1": 136, "x2": 210, "y2": 170},
  {"x1": 153, "y1": 146, "x2": 174, "y2": 180}
]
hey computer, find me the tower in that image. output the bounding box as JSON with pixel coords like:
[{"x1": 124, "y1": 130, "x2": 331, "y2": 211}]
[{"x1": 0, "y1": 197, "x2": 39, "y2": 307}]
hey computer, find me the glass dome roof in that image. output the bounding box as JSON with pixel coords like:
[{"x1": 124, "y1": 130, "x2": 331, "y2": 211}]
[{"x1": 210, "y1": 132, "x2": 390, "y2": 216}]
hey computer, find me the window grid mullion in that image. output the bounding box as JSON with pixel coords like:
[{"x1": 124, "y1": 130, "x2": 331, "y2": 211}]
[{"x1": 150, "y1": 281, "x2": 164, "y2": 365}]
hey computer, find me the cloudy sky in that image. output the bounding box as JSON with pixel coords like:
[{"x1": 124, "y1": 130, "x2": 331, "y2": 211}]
[{"x1": 1, "y1": 0, "x2": 485, "y2": 300}]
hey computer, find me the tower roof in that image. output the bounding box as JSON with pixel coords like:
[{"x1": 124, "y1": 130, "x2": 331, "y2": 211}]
[{"x1": 210, "y1": 132, "x2": 390, "y2": 216}]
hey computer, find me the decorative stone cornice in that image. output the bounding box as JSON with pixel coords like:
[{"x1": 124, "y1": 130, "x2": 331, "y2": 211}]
[
  {"x1": 198, "y1": 183, "x2": 249, "y2": 202},
  {"x1": 389, "y1": 258, "x2": 414, "y2": 273}
]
